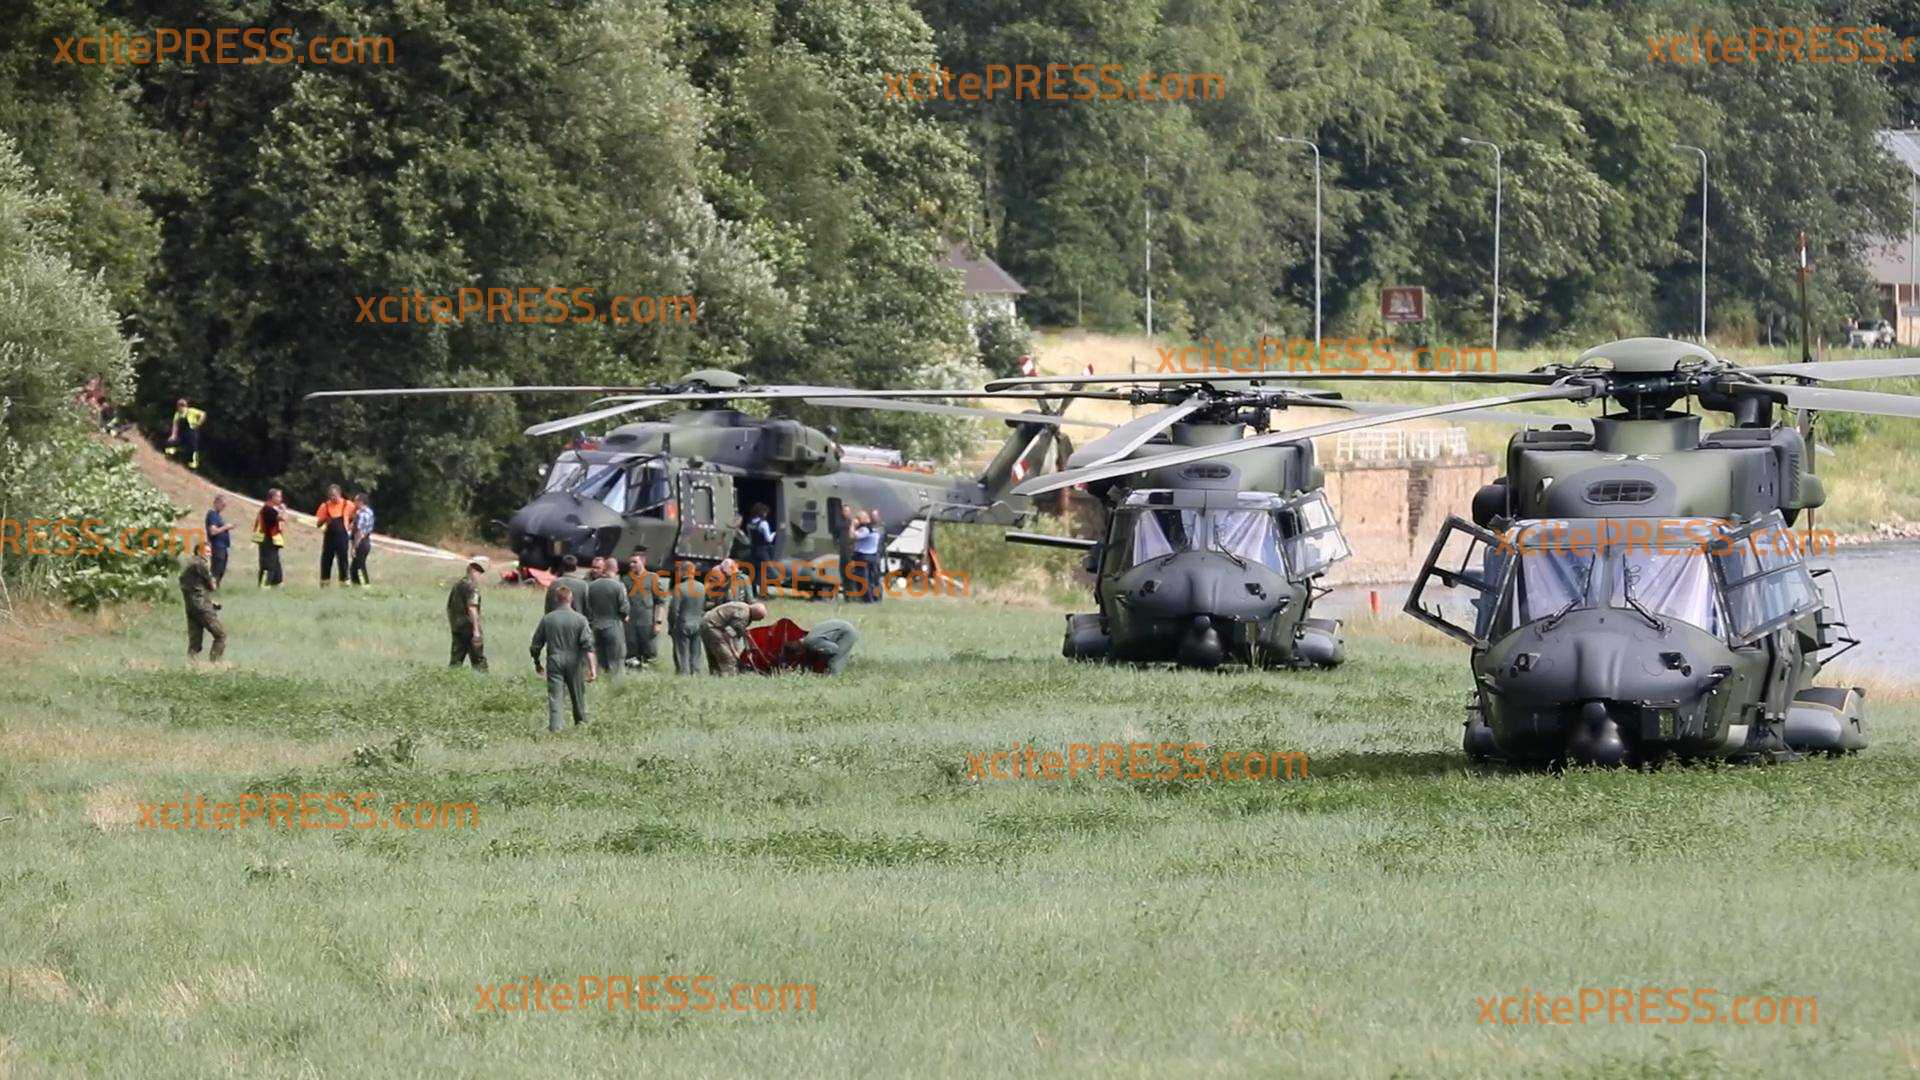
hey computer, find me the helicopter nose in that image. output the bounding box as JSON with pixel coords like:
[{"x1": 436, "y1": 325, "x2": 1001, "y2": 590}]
[
  {"x1": 507, "y1": 493, "x2": 624, "y2": 566},
  {"x1": 1128, "y1": 558, "x2": 1275, "y2": 621}
]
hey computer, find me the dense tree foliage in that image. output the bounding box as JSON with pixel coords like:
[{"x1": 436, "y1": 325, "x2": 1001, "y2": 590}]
[{"x1": 3, "y1": 0, "x2": 1917, "y2": 534}]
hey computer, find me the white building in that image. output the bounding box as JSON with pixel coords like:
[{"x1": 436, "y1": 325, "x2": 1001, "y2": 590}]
[
  {"x1": 940, "y1": 240, "x2": 1027, "y2": 322},
  {"x1": 1866, "y1": 130, "x2": 1920, "y2": 344}
]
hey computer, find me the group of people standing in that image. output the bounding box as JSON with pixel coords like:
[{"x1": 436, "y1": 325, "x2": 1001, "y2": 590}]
[
  {"x1": 445, "y1": 549, "x2": 858, "y2": 733},
  {"x1": 234, "y1": 483, "x2": 374, "y2": 589}
]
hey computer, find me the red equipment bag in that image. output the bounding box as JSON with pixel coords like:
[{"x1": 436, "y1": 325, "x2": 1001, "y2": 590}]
[{"x1": 739, "y1": 618, "x2": 828, "y2": 674}]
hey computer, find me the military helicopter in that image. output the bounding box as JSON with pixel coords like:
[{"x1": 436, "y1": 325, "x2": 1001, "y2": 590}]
[
  {"x1": 305, "y1": 370, "x2": 1115, "y2": 588},
  {"x1": 987, "y1": 374, "x2": 1574, "y2": 669},
  {"x1": 998, "y1": 338, "x2": 1920, "y2": 765}
]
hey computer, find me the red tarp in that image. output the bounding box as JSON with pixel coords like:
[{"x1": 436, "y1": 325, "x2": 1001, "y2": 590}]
[{"x1": 739, "y1": 618, "x2": 828, "y2": 674}]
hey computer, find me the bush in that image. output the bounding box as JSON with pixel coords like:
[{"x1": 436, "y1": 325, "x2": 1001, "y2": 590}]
[{"x1": 974, "y1": 310, "x2": 1035, "y2": 378}]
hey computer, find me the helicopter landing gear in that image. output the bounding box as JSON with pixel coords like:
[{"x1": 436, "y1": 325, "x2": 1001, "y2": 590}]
[
  {"x1": 1563, "y1": 702, "x2": 1629, "y2": 767},
  {"x1": 1291, "y1": 618, "x2": 1346, "y2": 669},
  {"x1": 1462, "y1": 714, "x2": 1499, "y2": 762},
  {"x1": 1062, "y1": 613, "x2": 1111, "y2": 662},
  {"x1": 1782, "y1": 686, "x2": 1868, "y2": 755}
]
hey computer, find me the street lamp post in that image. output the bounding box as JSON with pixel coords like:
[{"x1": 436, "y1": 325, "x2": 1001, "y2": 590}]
[
  {"x1": 1459, "y1": 137, "x2": 1502, "y2": 350},
  {"x1": 1276, "y1": 136, "x2": 1321, "y2": 353},
  {"x1": 1143, "y1": 155, "x2": 1152, "y2": 338},
  {"x1": 1675, "y1": 144, "x2": 1708, "y2": 340}
]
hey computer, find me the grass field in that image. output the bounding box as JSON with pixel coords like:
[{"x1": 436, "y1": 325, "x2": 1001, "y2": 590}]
[{"x1": 5, "y1": 539, "x2": 1920, "y2": 1078}]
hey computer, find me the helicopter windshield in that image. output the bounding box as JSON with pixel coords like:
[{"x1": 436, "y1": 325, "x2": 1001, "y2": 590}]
[
  {"x1": 1126, "y1": 508, "x2": 1285, "y2": 571},
  {"x1": 543, "y1": 459, "x2": 586, "y2": 492},
  {"x1": 1497, "y1": 518, "x2": 1806, "y2": 639}
]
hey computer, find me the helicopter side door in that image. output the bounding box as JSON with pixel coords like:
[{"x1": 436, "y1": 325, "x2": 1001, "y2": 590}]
[
  {"x1": 1405, "y1": 516, "x2": 1513, "y2": 645},
  {"x1": 674, "y1": 470, "x2": 736, "y2": 562}
]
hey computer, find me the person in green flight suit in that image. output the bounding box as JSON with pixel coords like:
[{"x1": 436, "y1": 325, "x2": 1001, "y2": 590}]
[
  {"x1": 622, "y1": 549, "x2": 662, "y2": 668},
  {"x1": 705, "y1": 557, "x2": 753, "y2": 610},
  {"x1": 544, "y1": 554, "x2": 585, "y2": 613},
  {"x1": 179, "y1": 540, "x2": 226, "y2": 662},
  {"x1": 447, "y1": 556, "x2": 489, "y2": 670},
  {"x1": 667, "y1": 560, "x2": 708, "y2": 675},
  {"x1": 583, "y1": 557, "x2": 630, "y2": 680},
  {"x1": 531, "y1": 583, "x2": 597, "y2": 732},
  {"x1": 785, "y1": 618, "x2": 860, "y2": 675}
]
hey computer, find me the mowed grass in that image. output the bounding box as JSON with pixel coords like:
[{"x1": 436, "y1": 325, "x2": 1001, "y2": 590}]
[{"x1": 3, "y1": 548, "x2": 1920, "y2": 1078}]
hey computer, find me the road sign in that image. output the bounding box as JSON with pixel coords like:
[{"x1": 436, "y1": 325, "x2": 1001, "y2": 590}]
[{"x1": 1382, "y1": 286, "x2": 1425, "y2": 323}]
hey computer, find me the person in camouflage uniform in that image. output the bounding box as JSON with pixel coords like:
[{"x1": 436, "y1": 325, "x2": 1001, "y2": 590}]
[
  {"x1": 180, "y1": 541, "x2": 226, "y2": 662},
  {"x1": 701, "y1": 600, "x2": 768, "y2": 676},
  {"x1": 447, "y1": 557, "x2": 488, "y2": 670},
  {"x1": 531, "y1": 583, "x2": 597, "y2": 731}
]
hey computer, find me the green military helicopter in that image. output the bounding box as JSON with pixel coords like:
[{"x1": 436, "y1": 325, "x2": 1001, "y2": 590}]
[
  {"x1": 988, "y1": 375, "x2": 1571, "y2": 669},
  {"x1": 305, "y1": 370, "x2": 1113, "y2": 589},
  {"x1": 1000, "y1": 338, "x2": 1920, "y2": 765}
]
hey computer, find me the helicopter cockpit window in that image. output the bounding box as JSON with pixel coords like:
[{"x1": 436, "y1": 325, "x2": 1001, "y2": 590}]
[
  {"x1": 628, "y1": 463, "x2": 671, "y2": 517},
  {"x1": 1612, "y1": 525, "x2": 1719, "y2": 635},
  {"x1": 1123, "y1": 506, "x2": 1286, "y2": 571},
  {"x1": 542, "y1": 459, "x2": 585, "y2": 492},
  {"x1": 1508, "y1": 544, "x2": 1599, "y2": 628},
  {"x1": 1278, "y1": 491, "x2": 1351, "y2": 580},
  {"x1": 1129, "y1": 509, "x2": 1193, "y2": 564},
  {"x1": 573, "y1": 465, "x2": 630, "y2": 513},
  {"x1": 1708, "y1": 513, "x2": 1822, "y2": 644}
]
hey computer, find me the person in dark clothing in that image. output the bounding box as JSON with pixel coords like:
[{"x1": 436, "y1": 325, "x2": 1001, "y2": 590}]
[
  {"x1": 315, "y1": 484, "x2": 353, "y2": 585},
  {"x1": 745, "y1": 502, "x2": 778, "y2": 596},
  {"x1": 253, "y1": 488, "x2": 286, "y2": 587},
  {"x1": 204, "y1": 494, "x2": 235, "y2": 586},
  {"x1": 180, "y1": 542, "x2": 226, "y2": 662},
  {"x1": 348, "y1": 493, "x2": 375, "y2": 586}
]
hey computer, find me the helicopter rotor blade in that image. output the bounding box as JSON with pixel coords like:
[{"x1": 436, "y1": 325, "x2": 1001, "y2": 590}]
[
  {"x1": 1739, "y1": 357, "x2": 1920, "y2": 381},
  {"x1": 985, "y1": 369, "x2": 1562, "y2": 392},
  {"x1": 1732, "y1": 382, "x2": 1920, "y2": 419},
  {"x1": 1012, "y1": 385, "x2": 1596, "y2": 497},
  {"x1": 798, "y1": 397, "x2": 1115, "y2": 428},
  {"x1": 523, "y1": 398, "x2": 669, "y2": 437},
  {"x1": 304, "y1": 385, "x2": 664, "y2": 402},
  {"x1": 1066, "y1": 396, "x2": 1208, "y2": 468},
  {"x1": 1333, "y1": 399, "x2": 1588, "y2": 427}
]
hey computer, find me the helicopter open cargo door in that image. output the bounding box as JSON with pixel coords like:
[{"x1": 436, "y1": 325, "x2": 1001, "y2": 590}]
[
  {"x1": 1405, "y1": 516, "x2": 1512, "y2": 645},
  {"x1": 674, "y1": 470, "x2": 735, "y2": 561}
]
